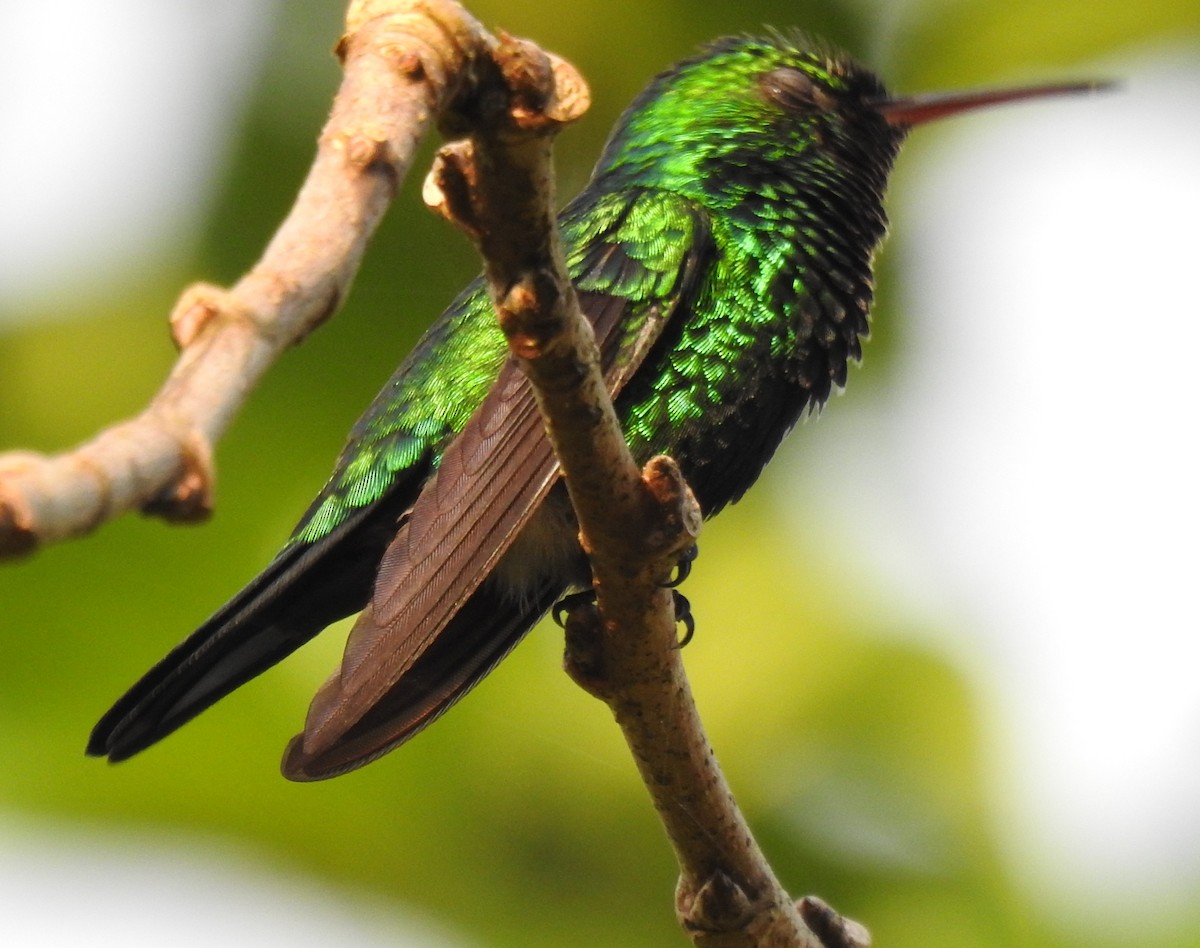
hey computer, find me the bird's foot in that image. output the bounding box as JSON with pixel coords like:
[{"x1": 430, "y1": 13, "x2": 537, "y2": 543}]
[
  {"x1": 553, "y1": 589, "x2": 596, "y2": 628},
  {"x1": 661, "y1": 543, "x2": 698, "y2": 588},
  {"x1": 553, "y1": 583, "x2": 693, "y2": 646},
  {"x1": 672, "y1": 590, "x2": 695, "y2": 647}
]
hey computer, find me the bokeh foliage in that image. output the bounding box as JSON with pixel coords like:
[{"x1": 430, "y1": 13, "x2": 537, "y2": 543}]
[{"x1": 2, "y1": 1, "x2": 1197, "y2": 945}]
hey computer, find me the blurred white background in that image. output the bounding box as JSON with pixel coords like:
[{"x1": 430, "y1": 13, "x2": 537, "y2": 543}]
[
  {"x1": 0, "y1": 1, "x2": 273, "y2": 314},
  {"x1": 792, "y1": 45, "x2": 1200, "y2": 921}
]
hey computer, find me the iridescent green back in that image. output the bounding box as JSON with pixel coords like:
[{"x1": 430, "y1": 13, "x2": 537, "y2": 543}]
[{"x1": 291, "y1": 35, "x2": 904, "y2": 544}]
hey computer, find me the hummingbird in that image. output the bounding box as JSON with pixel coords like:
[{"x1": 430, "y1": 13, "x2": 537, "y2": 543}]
[{"x1": 88, "y1": 34, "x2": 1096, "y2": 780}]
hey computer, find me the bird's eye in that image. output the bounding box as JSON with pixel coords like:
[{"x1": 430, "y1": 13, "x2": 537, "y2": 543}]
[{"x1": 760, "y1": 67, "x2": 836, "y2": 113}]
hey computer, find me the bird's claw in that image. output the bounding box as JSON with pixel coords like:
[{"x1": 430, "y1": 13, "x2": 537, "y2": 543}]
[
  {"x1": 672, "y1": 590, "x2": 695, "y2": 647},
  {"x1": 553, "y1": 589, "x2": 597, "y2": 628},
  {"x1": 554, "y1": 585, "x2": 693, "y2": 646},
  {"x1": 661, "y1": 544, "x2": 699, "y2": 589}
]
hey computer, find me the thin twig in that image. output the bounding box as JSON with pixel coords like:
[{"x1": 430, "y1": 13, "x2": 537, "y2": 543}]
[{"x1": 0, "y1": 0, "x2": 489, "y2": 557}]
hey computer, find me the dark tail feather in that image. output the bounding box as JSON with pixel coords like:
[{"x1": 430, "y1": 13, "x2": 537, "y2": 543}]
[
  {"x1": 87, "y1": 544, "x2": 369, "y2": 761},
  {"x1": 281, "y1": 579, "x2": 562, "y2": 781},
  {"x1": 88, "y1": 486, "x2": 414, "y2": 762}
]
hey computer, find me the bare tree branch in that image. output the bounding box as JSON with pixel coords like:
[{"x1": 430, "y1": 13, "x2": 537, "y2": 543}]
[
  {"x1": 0, "y1": 0, "x2": 492, "y2": 557},
  {"x1": 422, "y1": 26, "x2": 867, "y2": 948}
]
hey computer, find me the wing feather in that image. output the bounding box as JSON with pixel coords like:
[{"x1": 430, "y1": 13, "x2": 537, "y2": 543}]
[
  {"x1": 297, "y1": 293, "x2": 628, "y2": 756},
  {"x1": 290, "y1": 193, "x2": 714, "y2": 773}
]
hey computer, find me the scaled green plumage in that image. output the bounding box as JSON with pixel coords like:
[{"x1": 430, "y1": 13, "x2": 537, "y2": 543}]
[{"x1": 293, "y1": 37, "x2": 895, "y2": 547}]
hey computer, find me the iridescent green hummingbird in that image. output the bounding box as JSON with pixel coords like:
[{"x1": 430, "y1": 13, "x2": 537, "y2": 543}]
[{"x1": 88, "y1": 34, "x2": 1095, "y2": 780}]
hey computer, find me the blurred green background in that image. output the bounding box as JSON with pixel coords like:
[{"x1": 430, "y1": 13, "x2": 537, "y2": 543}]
[{"x1": 1, "y1": 1, "x2": 1198, "y2": 945}]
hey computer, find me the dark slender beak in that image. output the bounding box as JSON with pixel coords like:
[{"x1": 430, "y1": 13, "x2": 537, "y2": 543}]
[{"x1": 873, "y1": 81, "x2": 1111, "y2": 128}]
